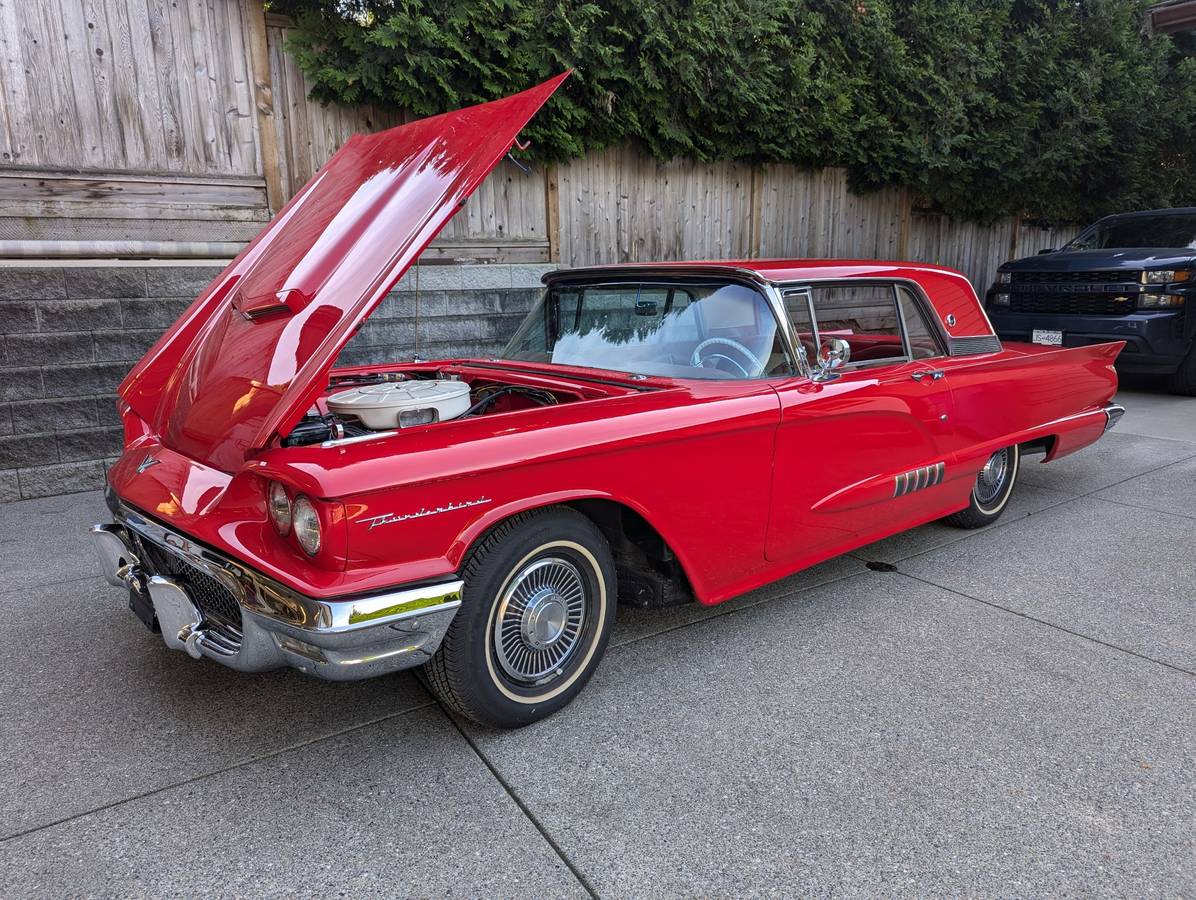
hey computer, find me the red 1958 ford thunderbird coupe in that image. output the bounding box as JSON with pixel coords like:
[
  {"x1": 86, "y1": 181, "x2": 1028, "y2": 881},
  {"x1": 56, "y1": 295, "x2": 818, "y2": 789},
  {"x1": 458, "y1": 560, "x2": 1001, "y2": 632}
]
[{"x1": 91, "y1": 74, "x2": 1124, "y2": 727}]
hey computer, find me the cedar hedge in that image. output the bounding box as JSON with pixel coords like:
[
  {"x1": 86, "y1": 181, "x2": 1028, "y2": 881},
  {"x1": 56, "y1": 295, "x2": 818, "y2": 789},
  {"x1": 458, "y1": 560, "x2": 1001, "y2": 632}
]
[{"x1": 274, "y1": 0, "x2": 1196, "y2": 225}]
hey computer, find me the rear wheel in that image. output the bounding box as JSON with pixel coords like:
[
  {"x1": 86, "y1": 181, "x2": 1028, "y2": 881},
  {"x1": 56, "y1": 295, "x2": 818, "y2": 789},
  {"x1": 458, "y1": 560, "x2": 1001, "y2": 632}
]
[
  {"x1": 942, "y1": 444, "x2": 1020, "y2": 529},
  {"x1": 1167, "y1": 346, "x2": 1196, "y2": 396},
  {"x1": 422, "y1": 507, "x2": 616, "y2": 728}
]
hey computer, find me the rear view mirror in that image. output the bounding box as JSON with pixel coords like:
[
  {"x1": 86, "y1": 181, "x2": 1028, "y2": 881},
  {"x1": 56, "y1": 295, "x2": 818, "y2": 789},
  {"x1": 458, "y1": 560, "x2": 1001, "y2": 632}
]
[
  {"x1": 1037, "y1": 248, "x2": 1055, "y2": 255},
  {"x1": 634, "y1": 300, "x2": 659, "y2": 316},
  {"x1": 812, "y1": 338, "x2": 850, "y2": 382}
]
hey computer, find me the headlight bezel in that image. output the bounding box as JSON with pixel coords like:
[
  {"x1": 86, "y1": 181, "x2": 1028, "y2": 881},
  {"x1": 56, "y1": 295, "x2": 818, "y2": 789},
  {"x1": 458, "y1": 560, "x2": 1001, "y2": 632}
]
[
  {"x1": 1143, "y1": 269, "x2": 1191, "y2": 285},
  {"x1": 267, "y1": 481, "x2": 292, "y2": 536},
  {"x1": 292, "y1": 495, "x2": 323, "y2": 557}
]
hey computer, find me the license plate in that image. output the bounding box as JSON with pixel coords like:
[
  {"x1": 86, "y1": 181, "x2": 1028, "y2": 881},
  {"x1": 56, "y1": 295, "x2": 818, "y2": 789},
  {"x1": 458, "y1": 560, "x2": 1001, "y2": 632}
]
[{"x1": 1031, "y1": 329, "x2": 1063, "y2": 346}]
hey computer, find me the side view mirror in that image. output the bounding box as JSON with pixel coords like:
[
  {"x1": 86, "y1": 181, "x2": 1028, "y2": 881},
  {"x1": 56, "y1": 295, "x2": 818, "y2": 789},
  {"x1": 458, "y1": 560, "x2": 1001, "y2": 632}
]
[
  {"x1": 813, "y1": 338, "x2": 850, "y2": 382},
  {"x1": 1037, "y1": 248, "x2": 1055, "y2": 255}
]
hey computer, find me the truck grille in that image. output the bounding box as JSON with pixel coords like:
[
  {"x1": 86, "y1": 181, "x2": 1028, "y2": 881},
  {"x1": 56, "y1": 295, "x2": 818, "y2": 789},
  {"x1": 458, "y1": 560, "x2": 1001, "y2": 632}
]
[
  {"x1": 136, "y1": 536, "x2": 244, "y2": 629},
  {"x1": 1007, "y1": 270, "x2": 1141, "y2": 316},
  {"x1": 1010, "y1": 270, "x2": 1137, "y2": 284},
  {"x1": 1008, "y1": 293, "x2": 1138, "y2": 316}
]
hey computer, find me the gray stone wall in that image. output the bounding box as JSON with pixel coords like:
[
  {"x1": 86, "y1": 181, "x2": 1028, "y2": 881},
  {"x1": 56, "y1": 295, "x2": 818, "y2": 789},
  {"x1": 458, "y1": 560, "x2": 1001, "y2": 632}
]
[{"x1": 0, "y1": 262, "x2": 553, "y2": 502}]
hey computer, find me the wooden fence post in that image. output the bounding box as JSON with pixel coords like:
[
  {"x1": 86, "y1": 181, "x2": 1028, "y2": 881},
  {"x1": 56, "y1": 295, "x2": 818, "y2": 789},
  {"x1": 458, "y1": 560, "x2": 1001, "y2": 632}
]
[
  {"x1": 1008, "y1": 214, "x2": 1021, "y2": 262},
  {"x1": 245, "y1": 0, "x2": 285, "y2": 215},
  {"x1": 748, "y1": 166, "x2": 765, "y2": 259},
  {"x1": 545, "y1": 163, "x2": 561, "y2": 263},
  {"x1": 897, "y1": 188, "x2": 913, "y2": 260}
]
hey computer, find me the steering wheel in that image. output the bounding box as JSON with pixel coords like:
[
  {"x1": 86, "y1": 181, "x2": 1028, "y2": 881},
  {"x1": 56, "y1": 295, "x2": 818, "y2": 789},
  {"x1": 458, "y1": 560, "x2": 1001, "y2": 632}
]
[{"x1": 690, "y1": 337, "x2": 763, "y2": 377}]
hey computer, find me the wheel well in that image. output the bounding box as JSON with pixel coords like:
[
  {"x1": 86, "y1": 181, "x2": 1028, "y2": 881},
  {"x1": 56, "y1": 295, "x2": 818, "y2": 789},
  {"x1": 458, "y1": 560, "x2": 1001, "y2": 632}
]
[
  {"x1": 1020, "y1": 435, "x2": 1057, "y2": 458},
  {"x1": 565, "y1": 499, "x2": 696, "y2": 607}
]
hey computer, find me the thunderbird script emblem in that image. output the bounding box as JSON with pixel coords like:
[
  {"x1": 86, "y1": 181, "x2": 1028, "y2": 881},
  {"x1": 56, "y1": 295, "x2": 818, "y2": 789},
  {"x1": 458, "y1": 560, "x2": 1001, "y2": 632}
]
[{"x1": 136, "y1": 454, "x2": 160, "y2": 475}]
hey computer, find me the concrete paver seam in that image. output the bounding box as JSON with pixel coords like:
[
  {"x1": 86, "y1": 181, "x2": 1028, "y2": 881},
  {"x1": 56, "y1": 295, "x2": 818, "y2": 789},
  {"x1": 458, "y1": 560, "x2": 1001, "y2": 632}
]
[
  {"x1": 0, "y1": 700, "x2": 439, "y2": 845},
  {"x1": 439, "y1": 705, "x2": 601, "y2": 900},
  {"x1": 896, "y1": 571, "x2": 1196, "y2": 680}
]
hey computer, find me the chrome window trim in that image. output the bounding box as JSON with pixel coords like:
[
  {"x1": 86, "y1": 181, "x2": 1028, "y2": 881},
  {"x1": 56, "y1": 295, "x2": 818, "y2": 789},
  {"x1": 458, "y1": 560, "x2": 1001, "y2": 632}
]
[
  {"x1": 772, "y1": 276, "x2": 978, "y2": 362},
  {"x1": 893, "y1": 282, "x2": 949, "y2": 360},
  {"x1": 773, "y1": 286, "x2": 815, "y2": 379},
  {"x1": 545, "y1": 268, "x2": 998, "y2": 357},
  {"x1": 780, "y1": 279, "x2": 916, "y2": 372}
]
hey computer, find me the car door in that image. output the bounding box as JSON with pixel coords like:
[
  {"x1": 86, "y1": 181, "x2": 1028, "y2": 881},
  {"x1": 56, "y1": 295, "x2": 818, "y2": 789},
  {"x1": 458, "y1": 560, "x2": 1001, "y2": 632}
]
[{"x1": 765, "y1": 280, "x2": 959, "y2": 564}]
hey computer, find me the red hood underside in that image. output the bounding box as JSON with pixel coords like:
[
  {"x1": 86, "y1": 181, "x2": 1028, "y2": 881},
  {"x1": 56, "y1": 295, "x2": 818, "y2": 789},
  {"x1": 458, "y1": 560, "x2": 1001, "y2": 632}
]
[{"x1": 119, "y1": 73, "x2": 569, "y2": 473}]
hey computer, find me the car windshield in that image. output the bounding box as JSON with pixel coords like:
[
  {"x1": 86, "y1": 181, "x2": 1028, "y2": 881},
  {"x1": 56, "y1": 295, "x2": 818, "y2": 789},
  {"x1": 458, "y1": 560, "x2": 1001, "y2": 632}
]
[
  {"x1": 501, "y1": 281, "x2": 791, "y2": 379},
  {"x1": 1064, "y1": 213, "x2": 1196, "y2": 250}
]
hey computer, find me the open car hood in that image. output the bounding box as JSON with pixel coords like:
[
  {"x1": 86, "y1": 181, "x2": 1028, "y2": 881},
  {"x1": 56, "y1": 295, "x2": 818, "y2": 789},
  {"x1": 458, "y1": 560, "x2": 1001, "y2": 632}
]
[{"x1": 119, "y1": 73, "x2": 568, "y2": 473}]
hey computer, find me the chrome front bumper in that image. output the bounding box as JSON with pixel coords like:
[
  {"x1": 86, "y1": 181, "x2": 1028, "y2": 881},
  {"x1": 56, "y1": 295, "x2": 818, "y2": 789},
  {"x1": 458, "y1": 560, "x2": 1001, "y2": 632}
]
[{"x1": 90, "y1": 506, "x2": 462, "y2": 681}]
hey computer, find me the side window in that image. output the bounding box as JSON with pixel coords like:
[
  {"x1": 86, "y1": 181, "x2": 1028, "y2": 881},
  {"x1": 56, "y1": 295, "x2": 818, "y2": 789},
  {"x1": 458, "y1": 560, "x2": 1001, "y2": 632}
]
[
  {"x1": 808, "y1": 283, "x2": 907, "y2": 367},
  {"x1": 896, "y1": 284, "x2": 944, "y2": 360},
  {"x1": 782, "y1": 289, "x2": 816, "y2": 370}
]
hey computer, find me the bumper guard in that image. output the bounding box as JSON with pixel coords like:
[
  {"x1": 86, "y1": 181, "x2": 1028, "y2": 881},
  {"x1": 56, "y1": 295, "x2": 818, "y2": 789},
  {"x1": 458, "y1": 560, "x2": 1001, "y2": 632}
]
[{"x1": 90, "y1": 508, "x2": 462, "y2": 681}]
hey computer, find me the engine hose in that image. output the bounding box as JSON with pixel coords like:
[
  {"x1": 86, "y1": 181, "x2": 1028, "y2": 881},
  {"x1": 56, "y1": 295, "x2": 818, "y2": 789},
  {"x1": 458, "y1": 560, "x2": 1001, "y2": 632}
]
[{"x1": 463, "y1": 385, "x2": 557, "y2": 417}]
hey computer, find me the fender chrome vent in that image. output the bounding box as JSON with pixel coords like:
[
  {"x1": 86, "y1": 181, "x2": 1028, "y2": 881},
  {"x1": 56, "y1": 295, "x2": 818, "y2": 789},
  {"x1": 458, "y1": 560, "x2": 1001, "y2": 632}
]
[{"x1": 893, "y1": 461, "x2": 945, "y2": 497}]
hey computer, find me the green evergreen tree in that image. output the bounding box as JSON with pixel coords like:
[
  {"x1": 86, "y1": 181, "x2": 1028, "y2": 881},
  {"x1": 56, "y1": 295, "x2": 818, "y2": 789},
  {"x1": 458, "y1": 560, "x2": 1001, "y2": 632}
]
[{"x1": 273, "y1": 0, "x2": 1196, "y2": 224}]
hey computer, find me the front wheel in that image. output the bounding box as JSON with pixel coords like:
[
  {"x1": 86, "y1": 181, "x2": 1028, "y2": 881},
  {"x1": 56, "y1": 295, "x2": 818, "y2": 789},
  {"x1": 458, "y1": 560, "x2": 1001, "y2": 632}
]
[
  {"x1": 422, "y1": 507, "x2": 616, "y2": 728},
  {"x1": 942, "y1": 444, "x2": 1020, "y2": 529}
]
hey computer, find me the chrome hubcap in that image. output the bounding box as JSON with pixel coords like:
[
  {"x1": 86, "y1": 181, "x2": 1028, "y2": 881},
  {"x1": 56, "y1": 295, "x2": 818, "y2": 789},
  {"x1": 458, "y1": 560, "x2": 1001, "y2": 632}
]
[
  {"x1": 522, "y1": 593, "x2": 568, "y2": 649},
  {"x1": 493, "y1": 557, "x2": 586, "y2": 683},
  {"x1": 975, "y1": 448, "x2": 1010, "y2": 507}
]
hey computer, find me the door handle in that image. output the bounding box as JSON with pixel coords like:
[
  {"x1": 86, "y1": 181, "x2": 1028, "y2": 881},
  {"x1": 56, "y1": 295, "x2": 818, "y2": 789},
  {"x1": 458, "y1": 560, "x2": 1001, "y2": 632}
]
[{"x1": 911, "y1": 369, "x2": 945, "y2": 382}]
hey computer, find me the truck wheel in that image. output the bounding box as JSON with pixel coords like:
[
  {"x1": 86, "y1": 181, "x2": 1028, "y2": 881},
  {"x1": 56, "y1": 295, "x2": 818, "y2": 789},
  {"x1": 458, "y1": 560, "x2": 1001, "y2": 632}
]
[
  {"x1": 422, "y1": 507, "x2": 616, "y2": 728},
  {"x1": 942, "y1": 445, "x2": 1020, "y2": 530},
  {"x1": 1167, "y1": 346, "x2": 1196, "y2": 396}
]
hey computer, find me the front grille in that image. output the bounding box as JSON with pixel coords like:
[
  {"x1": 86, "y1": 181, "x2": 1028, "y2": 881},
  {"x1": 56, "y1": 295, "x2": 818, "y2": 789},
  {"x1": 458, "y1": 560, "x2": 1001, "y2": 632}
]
[
  {"x1": 1010, "y1": 270, "x2": 1138, "y2": 284},
  {"x1": 136, "y1": 536, "x2": 244, "y2": 629},
  {"x1": 1004, "y1": 271, "x2": 1142, "y2": 316},
  {"x1": 1008, "y1": 293, "x2": 1139, "y2": 316}
]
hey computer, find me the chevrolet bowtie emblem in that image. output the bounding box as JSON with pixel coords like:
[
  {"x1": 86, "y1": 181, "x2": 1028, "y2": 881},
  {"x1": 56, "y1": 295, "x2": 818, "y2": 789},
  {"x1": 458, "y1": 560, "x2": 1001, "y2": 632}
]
[{"x1": 136, "y1": 454, "x2": 160, "y2": 475}]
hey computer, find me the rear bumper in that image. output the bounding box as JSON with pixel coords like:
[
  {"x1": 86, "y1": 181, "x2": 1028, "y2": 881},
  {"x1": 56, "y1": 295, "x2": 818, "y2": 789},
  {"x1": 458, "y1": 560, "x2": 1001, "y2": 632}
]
[
  {"x1": 988, "y1": 309, "x2": 1190, "y2": 374},
  {"x1": 1102, "y1": 402, "x2": 1125, "y2": 432},
  {"x1": 90, "y1": 505, "x2": 462, "y2": 681}
]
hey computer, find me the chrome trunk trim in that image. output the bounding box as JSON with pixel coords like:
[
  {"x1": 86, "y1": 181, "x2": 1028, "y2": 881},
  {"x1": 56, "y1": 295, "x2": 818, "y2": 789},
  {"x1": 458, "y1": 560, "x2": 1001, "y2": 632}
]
[{"x1": 1102, "y1": 402, "x2": 1126, "y2": 432}]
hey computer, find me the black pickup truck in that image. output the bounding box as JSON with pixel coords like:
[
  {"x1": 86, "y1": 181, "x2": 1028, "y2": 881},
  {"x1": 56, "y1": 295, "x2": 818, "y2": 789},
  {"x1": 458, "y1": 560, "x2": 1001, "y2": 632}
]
[{"x1": 985, "y1": 207, "x2": 1196, "y2": 394}]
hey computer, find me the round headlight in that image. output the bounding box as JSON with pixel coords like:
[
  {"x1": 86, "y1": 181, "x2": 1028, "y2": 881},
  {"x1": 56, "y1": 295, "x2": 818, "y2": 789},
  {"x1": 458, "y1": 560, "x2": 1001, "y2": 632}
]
[
  {"x1": 268, "y1": 481, "x2": 292, "y2": 535},
  {"x1": 292, "y1": 495, "x2": 322, "y2": 556}
]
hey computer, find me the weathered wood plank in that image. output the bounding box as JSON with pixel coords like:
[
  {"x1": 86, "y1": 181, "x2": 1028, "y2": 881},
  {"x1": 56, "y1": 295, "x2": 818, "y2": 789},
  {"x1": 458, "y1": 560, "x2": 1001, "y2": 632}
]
[
  {"x1": 100, "y1": 0, "x2": 152, "y2": 170},
  {"x1": 0, "y1": 171, "x2": 269, "y2": 223}
]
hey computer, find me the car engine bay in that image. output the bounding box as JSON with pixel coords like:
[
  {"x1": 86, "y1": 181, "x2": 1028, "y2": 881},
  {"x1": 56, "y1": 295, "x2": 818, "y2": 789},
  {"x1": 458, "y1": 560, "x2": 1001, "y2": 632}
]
[{"x1": 280, "y1": 363, "x2": 638, "y2": 447}]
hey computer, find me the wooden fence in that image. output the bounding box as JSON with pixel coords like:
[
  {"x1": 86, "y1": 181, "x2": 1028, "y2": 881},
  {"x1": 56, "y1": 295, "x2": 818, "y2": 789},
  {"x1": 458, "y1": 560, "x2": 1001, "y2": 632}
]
[{"x1": 0, "y1": 0, "x2": 1079, "y2": 287}]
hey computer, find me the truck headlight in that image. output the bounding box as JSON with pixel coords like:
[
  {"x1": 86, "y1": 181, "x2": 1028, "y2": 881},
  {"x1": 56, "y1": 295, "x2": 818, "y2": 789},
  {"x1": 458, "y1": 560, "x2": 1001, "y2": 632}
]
[
  {"x1": 292, "y1": 495, "x2": 322, "y2": 556},
  {"x1": 990, "y1": 292, "x2": 1011, "y2": 307},
  {"x1": 1143, "y1": 270, "x2": 1190, "y2": 284},
  {"x1": 268, "y1": 481, "x2": 292, "y2": 536},
  {"x1": 996, "y1": 271, "x2": 1011, "y2": 284},
  {"x1": 1139, "y1": 294, "x2": 1186, "y2": 309}
]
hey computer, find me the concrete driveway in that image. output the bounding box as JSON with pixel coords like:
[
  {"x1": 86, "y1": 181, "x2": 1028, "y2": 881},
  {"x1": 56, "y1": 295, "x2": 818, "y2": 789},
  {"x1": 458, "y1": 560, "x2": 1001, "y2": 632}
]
[{"x1": 2, "y1": 389, "x2": 1194, "y2": 897}]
